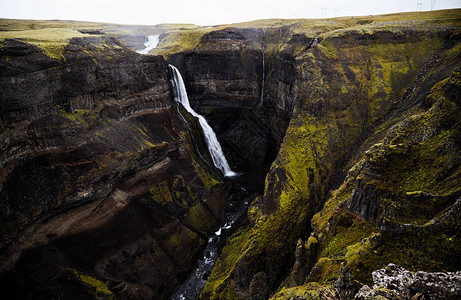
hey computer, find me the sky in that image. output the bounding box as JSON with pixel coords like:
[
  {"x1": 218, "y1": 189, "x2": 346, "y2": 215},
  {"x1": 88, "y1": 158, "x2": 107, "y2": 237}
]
[{"x1": 0, "y1": 0, "x2": 460, "y2": 26}]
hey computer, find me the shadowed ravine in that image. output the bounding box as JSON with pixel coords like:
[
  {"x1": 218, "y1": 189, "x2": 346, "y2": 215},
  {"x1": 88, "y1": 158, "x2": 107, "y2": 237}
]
[
  {"x1": 172, "y1": 189, "x2": 250, "y2": 300},
  {"x1": 0, "y1": 9, "x2": 460, "y2": 300}
]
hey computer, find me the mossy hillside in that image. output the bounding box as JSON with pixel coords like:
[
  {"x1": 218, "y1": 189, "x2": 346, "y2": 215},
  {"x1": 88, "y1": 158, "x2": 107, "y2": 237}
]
[
  {"x1": 151, "y1": 29, "x2": 214, "y2": 56},
  {"x1": 345, "y1": 226, "x2": 460, "y2": 286},
  {"x1": 0, "y1": 28, "x2": 100, "y2": 60},
  {"x1": 200, "y1": 225, "x2": 251, "y2": 299},
  {"x1": 297, "y1": 70, "x2": 461, "y2": 290},
  {"x1": 359, "y1": 74, "x2": 461, "y2": 225},
  {"x1": 256, "y1": 22, "x2": 438, "y2": 266},
  {"x1": 302, "y1": 166, "x2": 379, "y2": 288},
  {"x1": 319, "y1": 37, "x2": 442, "y2": 127},
  {"x1": 202, "y1": 110, "x2": 347, "y2": 297},
  {"x1": 270, "y1": 282, "x2": 336, "y2": 300},
  {"x1": 201, "y1": 10, "x2": 460, "y2": 298}
]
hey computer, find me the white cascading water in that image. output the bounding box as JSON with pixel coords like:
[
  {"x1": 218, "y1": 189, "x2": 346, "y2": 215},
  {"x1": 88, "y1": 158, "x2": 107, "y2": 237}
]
[
  {"x1": 169, "y1": 65, "x2": 237, "y2": 177},
  {"x1": 136, "y1": 35, "x2": 160, "y2": 54}
]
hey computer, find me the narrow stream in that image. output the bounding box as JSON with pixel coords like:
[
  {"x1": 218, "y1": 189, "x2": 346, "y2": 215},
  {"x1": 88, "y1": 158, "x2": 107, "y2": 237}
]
[{"x1": 171, "y1": 189, "x2": 249, "y2": 300}]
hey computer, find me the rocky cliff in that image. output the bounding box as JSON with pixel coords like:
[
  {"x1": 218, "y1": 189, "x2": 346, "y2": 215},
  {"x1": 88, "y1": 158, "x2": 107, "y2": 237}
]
[
  {"x1": 0, "y1": 30, "x2": 231, "y2": 299},
  {"x1": 0, "y1": 9, "x2": 460, "y2": 300},
  {"x1": 146, "y1": 9, "x2": 461, "y2": 300}
]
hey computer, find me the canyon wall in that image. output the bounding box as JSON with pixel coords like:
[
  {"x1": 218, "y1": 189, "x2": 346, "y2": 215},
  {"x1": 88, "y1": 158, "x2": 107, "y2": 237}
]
[
  {"x1": 0, "y1": 9, "x2": 460, "y2": 300},
  {"x1": 152, "y1": 12, "x2": 460, "y2": 300},
  {"x1": 0, "y1": 35, "x2": 230, "y2": 299}
]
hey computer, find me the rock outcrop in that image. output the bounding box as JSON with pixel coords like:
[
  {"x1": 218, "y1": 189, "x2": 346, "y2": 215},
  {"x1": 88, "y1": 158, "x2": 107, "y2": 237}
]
[
  {"x1": 0, "y1": 34, "x2": 231, "y2": 299},
  {"x1": 356, "y1": 263, "x2": 461, "y2": 299},
  {"x1": 167, "y1": 26, "x2": 297, "y2": 190},
  {"x1": 183, "y1": 10, "x2": 461, "y2": 300}
]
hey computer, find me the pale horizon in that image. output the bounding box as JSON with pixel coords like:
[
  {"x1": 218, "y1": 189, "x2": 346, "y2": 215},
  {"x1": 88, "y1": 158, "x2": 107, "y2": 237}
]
[{"x1": 0, "y1": 0, "x2": 460, "y2": 26}]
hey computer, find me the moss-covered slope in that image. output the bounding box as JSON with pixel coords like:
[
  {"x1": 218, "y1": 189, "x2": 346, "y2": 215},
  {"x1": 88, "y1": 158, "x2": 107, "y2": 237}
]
[{"x1": 197, "y1": 9, "x2": 461, "y2": 299}]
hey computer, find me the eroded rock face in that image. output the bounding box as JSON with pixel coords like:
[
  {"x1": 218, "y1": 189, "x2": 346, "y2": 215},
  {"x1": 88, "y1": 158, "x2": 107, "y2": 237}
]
[
  {"x1": 356, "y1": 263, "x2": 461, "y2": 299},
  {"x1": 0, "y1": 36, "x2": 170, "y2": 248},
  {"x1": 167, "y1": 26, "x2": 297, "y2": 190},
  {"x1": 0, "y1": 36, "x2": 230, "y2": 299},
  {"x1": 201, "y1": 14, "x2": 461, "y2": 299}
]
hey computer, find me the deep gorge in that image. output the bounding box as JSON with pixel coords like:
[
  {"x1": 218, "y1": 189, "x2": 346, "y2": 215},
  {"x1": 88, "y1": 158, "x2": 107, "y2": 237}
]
[{"x1": 0, "y1": 9, "x2": 460, "y2": 300}]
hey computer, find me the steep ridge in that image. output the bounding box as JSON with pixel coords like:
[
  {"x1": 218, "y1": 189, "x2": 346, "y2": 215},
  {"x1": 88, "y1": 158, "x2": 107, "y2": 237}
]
[
  {"x1": 0, "y1": 34, "x2": 232, "y2": 298},
  {"x1": 149, "y1": 10, "x2": 461, "y2": 299}
]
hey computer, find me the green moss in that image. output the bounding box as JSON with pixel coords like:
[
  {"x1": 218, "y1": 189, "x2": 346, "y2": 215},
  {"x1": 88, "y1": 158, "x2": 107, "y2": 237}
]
[
  {"x1": 311, "y1": 174, "x2": 357, "y2": 234},
  {"x1": 317, "y1": 41, "x2": 337, "y2": 60},
  {"x1": 270, "y1": 282, "x2": 334, "y2": 300},
  {"x1": 57, "y1": 105, "x2": 100, "y2": 128},
  {"x1": 0, "y1": 28, "x2": 92, "y2": 60},
  {"x1": 345, "y1": 227, "x2": 461, "y2": 286},
  {"x1": 201, "y1": 225, "x2": 251, "y2": 299},
  {"x1": 165, "y1": 222, "x2": 202, "y2": 254},
  {"x1": 306, "y1": 235, "x2": 318, "y2": 248},
  {"x1": 183, "y1": 203, "x2": 215, "y2": 234},
  {"x1": 173, "y1": 175, "x2": 198, "y2": 207},
  {"x1": 306, "y1": 257, "x2": 342, "y2": 283},
  {"x1": 150, "y1": 180, "x2": 173, "y2": 205},
  {"x1": 72, "y1": 269, "x2": 114, "y2": 298},
  {"x1": 319, "y1": 214, "x2": 377, "y2": 258}
]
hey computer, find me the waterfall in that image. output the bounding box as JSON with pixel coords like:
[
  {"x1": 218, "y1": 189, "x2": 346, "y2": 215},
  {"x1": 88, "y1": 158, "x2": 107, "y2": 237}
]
[
  {"x1": 259, "y1": 28, "x2": 266, "y2": 106},
  {"x1": 311, "y1": 36, "x2": 319, "y2": 47},
  {"x1": 169, "y1": 65, "x2": 237, "y2": 177},
  {"x1": 136, "y1": 35, "x2": 160, "y2": 54}
]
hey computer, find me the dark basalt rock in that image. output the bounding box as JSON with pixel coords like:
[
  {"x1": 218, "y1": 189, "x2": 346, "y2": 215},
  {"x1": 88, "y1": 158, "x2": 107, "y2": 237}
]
[
  {"x1": 288, "y1": 33, "x2": 312, "y2": 45},
  {"x1": 167, "y1": 27, "x2": 296, "y2": 192},
  {"x1": 348, "y1": 179, "x2": 385, "y2": 227},
  {"x1": 249, "y1": 271, "x2": 270, "y2": 300},
  {"x1": 0, "y1": 35, "x2": 231, "y2": 299}
]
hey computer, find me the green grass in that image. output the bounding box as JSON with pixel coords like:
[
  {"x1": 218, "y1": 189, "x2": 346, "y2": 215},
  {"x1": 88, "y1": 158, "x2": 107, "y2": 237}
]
[{"x1": 0, "y1": 27, "x2": 95, "y2": 59}]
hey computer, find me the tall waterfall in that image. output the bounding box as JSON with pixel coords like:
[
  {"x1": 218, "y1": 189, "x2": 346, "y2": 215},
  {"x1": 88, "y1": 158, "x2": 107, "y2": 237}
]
[
  {"x1": 169, "y1": 65, "x2": 237, "y2": 177},
  {"x1": 136, "y1": 35, "x2": 160, "y2": 54}
]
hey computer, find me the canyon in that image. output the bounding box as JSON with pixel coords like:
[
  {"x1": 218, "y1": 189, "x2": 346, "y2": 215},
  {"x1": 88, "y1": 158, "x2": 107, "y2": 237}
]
[{"x1": 0, "y1": 9, "x2": 460, "y2": 299}]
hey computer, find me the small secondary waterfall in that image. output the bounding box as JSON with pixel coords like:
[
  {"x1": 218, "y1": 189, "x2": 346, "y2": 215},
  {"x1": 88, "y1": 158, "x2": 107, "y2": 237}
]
[
  {"x1": 136, "y1": 35, "x2": 160, "y2": 54},
  {"x1": 259, "y1": 28, "x2": 266, "y2": 106},
  {"x1": 311, "y1": 36, "x2": 319, "y2": 47},
  {"x1": 169, "y1": 65, "x2": 237, "y2": 177}
]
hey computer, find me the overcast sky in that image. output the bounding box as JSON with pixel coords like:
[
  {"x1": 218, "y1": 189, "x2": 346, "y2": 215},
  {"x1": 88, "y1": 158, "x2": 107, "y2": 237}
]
[{"x1": 0, "y1": 0, "x2": 459, "y2": 26}]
